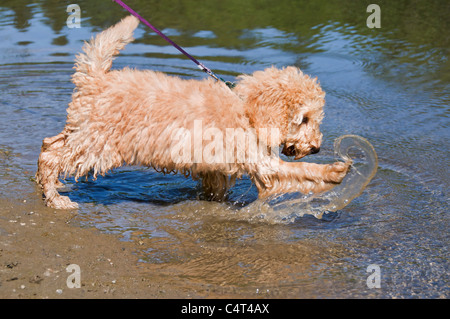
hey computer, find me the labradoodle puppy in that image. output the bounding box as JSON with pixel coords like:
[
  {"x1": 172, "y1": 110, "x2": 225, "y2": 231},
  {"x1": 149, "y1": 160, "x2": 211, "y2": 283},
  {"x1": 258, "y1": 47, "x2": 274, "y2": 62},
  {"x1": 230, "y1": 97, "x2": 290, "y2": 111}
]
[{"x1": 36, "y1": 16, "x2": 350, "y2": 209}]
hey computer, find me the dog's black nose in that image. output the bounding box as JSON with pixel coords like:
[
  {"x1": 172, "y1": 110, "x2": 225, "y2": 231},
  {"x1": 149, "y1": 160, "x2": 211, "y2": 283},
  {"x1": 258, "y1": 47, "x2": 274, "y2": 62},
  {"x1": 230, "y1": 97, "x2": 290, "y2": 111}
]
[{"x1": 310, "y1": 146, "x2": 320, "y2": 154}]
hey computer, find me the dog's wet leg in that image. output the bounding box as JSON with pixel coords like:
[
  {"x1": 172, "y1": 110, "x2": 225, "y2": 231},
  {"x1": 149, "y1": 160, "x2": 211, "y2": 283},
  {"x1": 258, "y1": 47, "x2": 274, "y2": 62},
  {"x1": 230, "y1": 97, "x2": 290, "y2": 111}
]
[
  {"x1": 36, "y1": 133, "x2": 79, "y2": 209},
  {"x1": 254, "y1": 159, "x2": 351, "y2": 198}
]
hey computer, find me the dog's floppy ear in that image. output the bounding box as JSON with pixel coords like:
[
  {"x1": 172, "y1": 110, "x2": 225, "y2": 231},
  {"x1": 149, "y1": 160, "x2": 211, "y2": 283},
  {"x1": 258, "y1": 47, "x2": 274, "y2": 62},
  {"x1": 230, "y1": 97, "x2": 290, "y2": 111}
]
[{"x1": 234, "y1": 67, "x2": 292, "y2": 144}]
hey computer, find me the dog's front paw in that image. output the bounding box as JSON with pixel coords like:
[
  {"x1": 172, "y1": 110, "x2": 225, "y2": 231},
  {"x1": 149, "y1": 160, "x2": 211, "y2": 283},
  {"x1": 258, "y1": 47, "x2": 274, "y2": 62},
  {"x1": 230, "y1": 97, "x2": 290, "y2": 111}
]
[{"x1": 324, "y1": 161, "x2": 351, "y2": 184}]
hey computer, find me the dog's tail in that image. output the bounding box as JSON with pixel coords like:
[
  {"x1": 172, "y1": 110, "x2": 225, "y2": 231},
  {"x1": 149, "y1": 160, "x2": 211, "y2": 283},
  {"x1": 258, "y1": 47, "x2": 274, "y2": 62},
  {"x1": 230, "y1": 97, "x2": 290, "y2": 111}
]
[{"x1": 72, "y1": 15, "x2": 139, "y2": 85}]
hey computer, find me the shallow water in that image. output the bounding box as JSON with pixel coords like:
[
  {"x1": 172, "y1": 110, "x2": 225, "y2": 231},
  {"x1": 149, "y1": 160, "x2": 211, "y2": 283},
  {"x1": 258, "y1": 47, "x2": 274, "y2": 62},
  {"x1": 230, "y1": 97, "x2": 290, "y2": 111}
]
[{"x1": 0, "y1": 0, "x2": 448, "y2": 298}]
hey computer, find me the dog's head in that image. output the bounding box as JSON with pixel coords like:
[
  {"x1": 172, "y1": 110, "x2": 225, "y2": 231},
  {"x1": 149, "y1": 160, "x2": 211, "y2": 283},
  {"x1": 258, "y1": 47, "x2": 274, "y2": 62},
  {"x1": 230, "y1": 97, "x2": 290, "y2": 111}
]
[{"x1": 235, "y1": 66, "x2": 325, "y2": 160}]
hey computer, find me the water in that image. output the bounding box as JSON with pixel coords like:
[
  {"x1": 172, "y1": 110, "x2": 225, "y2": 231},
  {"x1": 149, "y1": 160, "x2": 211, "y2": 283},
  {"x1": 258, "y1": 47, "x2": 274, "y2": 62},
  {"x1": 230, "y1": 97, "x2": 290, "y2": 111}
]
[{"x1": 0, "y1": 0, "x2": 448, "y2": 298}]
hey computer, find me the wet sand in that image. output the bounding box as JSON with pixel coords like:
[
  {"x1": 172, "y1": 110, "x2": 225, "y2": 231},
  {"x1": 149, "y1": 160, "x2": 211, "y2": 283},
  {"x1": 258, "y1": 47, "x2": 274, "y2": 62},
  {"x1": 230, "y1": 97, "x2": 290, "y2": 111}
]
[{"x1": 0, "y1": 191, "x2": 199, "y2": 299}]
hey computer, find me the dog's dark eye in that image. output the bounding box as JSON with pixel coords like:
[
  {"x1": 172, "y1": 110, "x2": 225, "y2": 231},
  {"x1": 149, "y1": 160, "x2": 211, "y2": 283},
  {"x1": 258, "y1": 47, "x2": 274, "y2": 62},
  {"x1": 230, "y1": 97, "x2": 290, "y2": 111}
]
[{"x1": 302, "y1": 117, "x2": 309, "y2": 124}]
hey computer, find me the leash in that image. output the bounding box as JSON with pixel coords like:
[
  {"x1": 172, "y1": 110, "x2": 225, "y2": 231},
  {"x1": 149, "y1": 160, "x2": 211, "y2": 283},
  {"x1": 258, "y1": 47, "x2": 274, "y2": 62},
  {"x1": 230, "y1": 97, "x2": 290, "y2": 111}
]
[{"x1": 112, "y1": 0, "x2": 235, "y2": 89}]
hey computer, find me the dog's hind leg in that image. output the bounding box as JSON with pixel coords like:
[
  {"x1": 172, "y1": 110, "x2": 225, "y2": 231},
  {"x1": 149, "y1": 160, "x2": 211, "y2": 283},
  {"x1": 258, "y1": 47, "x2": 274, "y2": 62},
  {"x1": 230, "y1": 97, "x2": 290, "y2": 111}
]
[{"x1": 36, "y1": 132, "x2": 79, "y2": 209}]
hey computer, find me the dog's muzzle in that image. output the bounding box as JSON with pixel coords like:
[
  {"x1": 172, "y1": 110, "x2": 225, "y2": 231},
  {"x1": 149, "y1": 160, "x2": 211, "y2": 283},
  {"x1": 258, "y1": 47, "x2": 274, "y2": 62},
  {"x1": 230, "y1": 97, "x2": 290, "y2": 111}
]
[{"x1": 282, "y1": 144, "x2": 320, "y2": 159}]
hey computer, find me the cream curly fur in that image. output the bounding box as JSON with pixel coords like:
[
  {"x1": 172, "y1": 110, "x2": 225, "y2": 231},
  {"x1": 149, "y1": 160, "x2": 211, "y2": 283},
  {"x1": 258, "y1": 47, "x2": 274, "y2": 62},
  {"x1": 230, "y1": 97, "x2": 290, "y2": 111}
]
[{"x1": 36, "y1": 16, "x2": 349, "y2": 209}]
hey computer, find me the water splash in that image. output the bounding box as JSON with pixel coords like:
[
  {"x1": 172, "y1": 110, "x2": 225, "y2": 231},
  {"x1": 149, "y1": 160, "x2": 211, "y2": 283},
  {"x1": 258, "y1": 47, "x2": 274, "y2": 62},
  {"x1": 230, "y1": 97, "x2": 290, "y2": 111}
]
[{"x1": 240, "y1": 135, "x2": 378, "y2": 223}]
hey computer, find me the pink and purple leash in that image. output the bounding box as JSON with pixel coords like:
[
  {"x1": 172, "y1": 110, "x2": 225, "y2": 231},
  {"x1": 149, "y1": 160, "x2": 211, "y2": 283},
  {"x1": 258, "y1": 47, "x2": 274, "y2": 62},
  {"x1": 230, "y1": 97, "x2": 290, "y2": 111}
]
[{"x1": 112, "y1": 0, "x2": 235, "y2": 88}]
